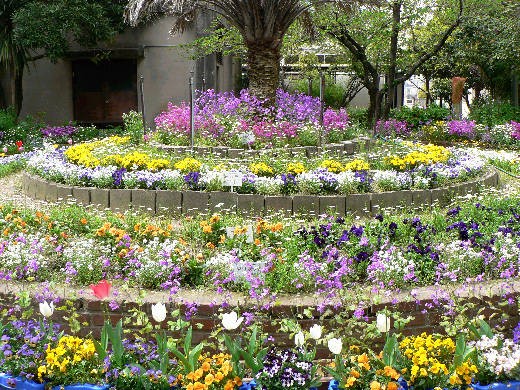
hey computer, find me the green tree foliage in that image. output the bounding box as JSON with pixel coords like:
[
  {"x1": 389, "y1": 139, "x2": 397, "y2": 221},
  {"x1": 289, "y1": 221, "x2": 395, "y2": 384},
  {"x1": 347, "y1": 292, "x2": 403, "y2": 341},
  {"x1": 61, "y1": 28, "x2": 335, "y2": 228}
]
[
  {"x1": 315, "y1": 0, "x2": 463, "y2": 127},
  {"x1": 0, "y1": 0, "x2": 125, "y2": 115},
  {"x1": 438, "y1": 0, "x2": 520, "y2": 101}
]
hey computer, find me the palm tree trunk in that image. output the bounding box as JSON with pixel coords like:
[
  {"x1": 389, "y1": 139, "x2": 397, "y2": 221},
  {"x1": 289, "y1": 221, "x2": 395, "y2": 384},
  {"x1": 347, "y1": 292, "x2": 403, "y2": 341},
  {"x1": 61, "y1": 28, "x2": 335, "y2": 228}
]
[
  {"x1": 9, "y1": 60, "x2": 24, "y2": 116},
  {"x1": 246, "y1": 43, "x2": 281, "y2": 105}
]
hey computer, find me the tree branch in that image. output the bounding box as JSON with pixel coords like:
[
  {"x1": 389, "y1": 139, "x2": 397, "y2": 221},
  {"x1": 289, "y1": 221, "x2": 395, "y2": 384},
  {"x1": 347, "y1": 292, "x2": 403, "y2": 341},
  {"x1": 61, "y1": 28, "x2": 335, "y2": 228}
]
[{"x1": 395, "y1": 0, "x2": 464, "y2": 84}]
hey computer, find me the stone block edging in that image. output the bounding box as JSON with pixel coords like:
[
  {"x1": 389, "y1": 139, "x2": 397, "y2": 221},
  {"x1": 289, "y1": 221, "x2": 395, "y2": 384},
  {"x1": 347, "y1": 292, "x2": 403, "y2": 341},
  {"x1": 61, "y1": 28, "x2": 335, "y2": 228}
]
[
  {"x1": 22, "y1": 170, "x2": 499, "y2": 217},
  {"x1": 153, "y1": 137, "x2": 372, "y2": 159}
]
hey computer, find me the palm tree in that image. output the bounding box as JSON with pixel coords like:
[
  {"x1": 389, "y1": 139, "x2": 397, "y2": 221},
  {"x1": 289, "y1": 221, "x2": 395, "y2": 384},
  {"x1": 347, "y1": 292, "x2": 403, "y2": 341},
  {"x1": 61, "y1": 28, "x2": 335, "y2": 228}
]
[
  {"x1": 0, "y1": 0, "x2": 31, "y2": 114},
  {"x1": 126, "y1": 0, "x2": 335, "y2": 104}
]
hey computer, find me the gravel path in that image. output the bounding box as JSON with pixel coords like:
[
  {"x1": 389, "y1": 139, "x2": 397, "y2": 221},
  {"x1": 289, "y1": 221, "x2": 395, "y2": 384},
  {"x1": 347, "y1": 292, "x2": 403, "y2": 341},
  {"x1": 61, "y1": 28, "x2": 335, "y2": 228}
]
[{"x1": 0, "y1": 172, "x2": 51, "y2": 210}]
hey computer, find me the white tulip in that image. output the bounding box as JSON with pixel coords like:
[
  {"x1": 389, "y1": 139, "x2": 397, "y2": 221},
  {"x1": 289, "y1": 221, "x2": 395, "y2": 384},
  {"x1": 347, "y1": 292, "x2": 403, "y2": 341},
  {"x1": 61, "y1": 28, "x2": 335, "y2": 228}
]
[
  {"x1": 295, "y1": 331, "x2": 305, "y2": 347},
  {"x1": 376, "y1": 313, "x2": 391, "y2": 333},
  {"x1": 222, "y1": 312, "x2": 244, "y2": 330},
  {"x1": 39, "y1": 301, "x2": 54, "y2": 318},
  {"x1": 151, "y1": 302, "x2": 167, "y2": 323},
  {"x1": 309, "y1": 324, "x2": 322, "y2": 340},
  {"x1": 328, "y1": 338, "x2": 342, "y2": 355}
]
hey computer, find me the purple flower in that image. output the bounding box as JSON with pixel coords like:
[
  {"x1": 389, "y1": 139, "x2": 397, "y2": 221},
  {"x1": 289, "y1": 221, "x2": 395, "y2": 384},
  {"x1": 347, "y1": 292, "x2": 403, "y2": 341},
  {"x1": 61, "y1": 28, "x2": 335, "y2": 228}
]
[
  {"x1": 112, "y1": 167, "x2": 126, "y2": 187},
  {"x1": 447, "y1": 120, "x2": 476, "y2": 139},
  {"x1": 184, "y1": 171, "x2": 201, "y2": 190},
  {"x1": 513, "y1": 322, "x2": 520, "y2": 343}
]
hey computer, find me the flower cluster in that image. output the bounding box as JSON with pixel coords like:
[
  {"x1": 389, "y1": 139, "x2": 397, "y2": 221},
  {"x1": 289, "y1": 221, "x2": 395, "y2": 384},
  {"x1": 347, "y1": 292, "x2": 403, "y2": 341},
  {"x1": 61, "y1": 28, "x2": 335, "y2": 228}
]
[
  {"x1": 38, "y1": 336, "x2": 103, "y2": 386},
  {"x1": 65, "y1": 136, "x2": 170, "y2": 171},
  {"x1": 330, "y1": 345, "x2": 401, "y2": 390},
  {"x1": 399, "y1": 333, "x2": 477, "y2": 389},
  {"x1": 375, "y1": 119, "x2": 410, "y2": 138},
  {"x1": 41, "y1": 125, "x2": 77, "y2": 139},
  {"x1": 470, "y1": 334, "x2": 520, "y2": 384},
  {"x1": 385, "y1": 143, "x2": 451, "y2": 170},
  {"x1": 0, "y1": 319, "x2": 59, "y2": 382},
  {"x1": 179, "y1": 353, "x2": 241, "y2": 390},
  {"x1": 154, "y1": 89, "x2": 352, "y2": 148},
  {"x1": 255, "y1": 347, "x2": 316, "y2": 390}
]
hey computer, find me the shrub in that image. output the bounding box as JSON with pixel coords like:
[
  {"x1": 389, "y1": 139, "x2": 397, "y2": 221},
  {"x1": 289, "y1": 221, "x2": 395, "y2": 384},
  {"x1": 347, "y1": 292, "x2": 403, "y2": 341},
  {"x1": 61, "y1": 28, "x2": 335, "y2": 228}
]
[
  {"x1": 0, "y1": 107, "x2": 17, "y2": 133},
  {"x1": 290, "y1": 76, "x2": 346, "y2": 108},
  {"x1": 347, "y1": 107, "x2": 370, "y2": 129},
  {"x1": 469, "y1": 100, "x2": 520, "y2": 127},
  {"x1": 123, "y1": 110, "x2": 144, "y2": 145},
  {"x1": 389, "y1": 105, "x2": 451, "y2": 130}
]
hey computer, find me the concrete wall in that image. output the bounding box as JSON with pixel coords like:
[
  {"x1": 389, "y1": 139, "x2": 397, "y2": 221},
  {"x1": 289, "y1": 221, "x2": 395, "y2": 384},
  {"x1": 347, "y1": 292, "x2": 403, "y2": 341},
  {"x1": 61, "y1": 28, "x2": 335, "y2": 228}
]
[
  {"x1": 20, "y1": 59, "x2": 73, "y2": 123},
  {"x1": 16, "y1": 15, "x2": 239, "y2": 128}
]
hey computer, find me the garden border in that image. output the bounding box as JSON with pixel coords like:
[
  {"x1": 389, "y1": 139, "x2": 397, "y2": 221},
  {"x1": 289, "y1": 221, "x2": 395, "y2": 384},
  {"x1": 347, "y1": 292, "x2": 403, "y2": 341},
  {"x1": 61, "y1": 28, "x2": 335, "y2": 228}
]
[
  {"x1": 0, "y1": 279, "x2": 518, "y2": 358},
  {"x1": 21, "y1": 170, "x2": 500, "y2": 216},
  {"x1": 152, "y1": 137, "x2": 371, "y2": 159}
]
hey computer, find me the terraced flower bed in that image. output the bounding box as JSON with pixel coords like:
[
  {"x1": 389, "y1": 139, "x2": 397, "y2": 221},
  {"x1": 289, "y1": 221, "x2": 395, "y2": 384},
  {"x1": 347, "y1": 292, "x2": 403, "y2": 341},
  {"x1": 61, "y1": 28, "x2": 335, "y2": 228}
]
[{"x1": 26, "y1": 137, "x2": 490, "y2": 195}]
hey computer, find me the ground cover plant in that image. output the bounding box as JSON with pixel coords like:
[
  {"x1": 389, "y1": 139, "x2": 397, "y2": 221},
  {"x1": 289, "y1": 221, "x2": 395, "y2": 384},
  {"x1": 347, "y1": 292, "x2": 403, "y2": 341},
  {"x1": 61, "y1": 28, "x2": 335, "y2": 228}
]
[
  {"x1": 0, "y1": 183, "x2": 518, "y2": 307},
  {"x1": 25, "y1": 137, "x2": 490, "y2": 195}
]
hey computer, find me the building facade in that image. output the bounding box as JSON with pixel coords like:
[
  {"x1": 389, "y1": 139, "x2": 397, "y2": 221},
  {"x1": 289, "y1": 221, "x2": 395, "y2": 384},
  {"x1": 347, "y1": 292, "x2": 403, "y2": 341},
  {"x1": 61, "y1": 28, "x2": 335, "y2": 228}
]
[{"x1": 0, "y1": 15, "x2": 240, "y2": 128}]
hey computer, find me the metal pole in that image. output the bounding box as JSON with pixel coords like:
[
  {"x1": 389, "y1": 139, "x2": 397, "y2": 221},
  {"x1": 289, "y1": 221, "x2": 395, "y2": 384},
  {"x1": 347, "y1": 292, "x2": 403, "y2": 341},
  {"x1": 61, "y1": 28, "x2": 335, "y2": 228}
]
[
  {"x1": 189, "y1": 71, "x2": 195, "y2": 151},
  {"x1": 139, "y1": 76, "x2": 146, "y2": 137},
  {"x1": 512, "y1": 71, "x2": 519, "y2": 107},
  {"x1": 319, "y1": 70, "x2": 325, "y2": 147},
  {"x1": 202, "y1": 77, "x2": 206, "y2": 92}
]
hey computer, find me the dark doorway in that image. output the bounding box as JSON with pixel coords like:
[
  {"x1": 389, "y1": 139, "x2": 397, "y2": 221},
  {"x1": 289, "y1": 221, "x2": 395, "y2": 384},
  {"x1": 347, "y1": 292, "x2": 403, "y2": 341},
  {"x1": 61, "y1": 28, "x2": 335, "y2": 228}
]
[{"x1": 72, "y1": 59, "x2": 137, "y2": 125}]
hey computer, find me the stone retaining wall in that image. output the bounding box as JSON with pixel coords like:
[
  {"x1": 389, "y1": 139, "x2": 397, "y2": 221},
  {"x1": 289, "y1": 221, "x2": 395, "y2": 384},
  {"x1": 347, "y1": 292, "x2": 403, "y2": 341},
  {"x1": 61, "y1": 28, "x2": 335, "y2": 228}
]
[
  {"x1": 0, "y1": 281, "x2": 517, "y2": 360},
  {"x1": 152, "y1": 138, "x2": 372, "y2": 159},
  {"x1": 22, "y1": 170, "x2": 500, "y2": 217}
]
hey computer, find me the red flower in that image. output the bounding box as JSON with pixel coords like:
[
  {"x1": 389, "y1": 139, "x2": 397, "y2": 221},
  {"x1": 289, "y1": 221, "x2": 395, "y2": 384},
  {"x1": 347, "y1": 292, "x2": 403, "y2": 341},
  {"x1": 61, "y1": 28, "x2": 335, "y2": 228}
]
[
  {"x1": 90, "y1": 280, "x2": 112, "y2": 299},
  {"x1": 15, "y1": 141, "x2": 23, "y2": 148}
]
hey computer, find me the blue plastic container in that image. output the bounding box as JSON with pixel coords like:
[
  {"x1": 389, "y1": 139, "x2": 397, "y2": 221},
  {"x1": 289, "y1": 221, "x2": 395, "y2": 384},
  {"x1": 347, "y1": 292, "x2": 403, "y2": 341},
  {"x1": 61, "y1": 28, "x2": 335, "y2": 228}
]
[
  {"x1": 0, "y1": 374, "x2": 45, "y2": 390},
  {"x1": 52, "y1": 384, "x2": 110, "y2": 390},
  {"x1": 240, "y1": 380, "x2": 317, "y2": 390},
  {"x1": 238, "y1": 380, "x2": 256, "y2": 390},
  {"x1": 472, "y1": 382, "x2": 520, "y2": 390}
]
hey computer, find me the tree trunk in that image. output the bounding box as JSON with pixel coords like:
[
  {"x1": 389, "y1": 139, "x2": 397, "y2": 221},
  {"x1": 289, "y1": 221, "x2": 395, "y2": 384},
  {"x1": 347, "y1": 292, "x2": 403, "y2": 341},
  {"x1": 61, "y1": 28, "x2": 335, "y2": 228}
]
[
  {"x1": 425, "y1": 76, "x2": 431, "y2": 107},
  {"x1": 368, "y1": 88, "x2": 383, "y2": 132},
  {"x1": 0, "y1": 82, "x2": 5, "y2": 109},
  {"x1": 246, "y1": 42, "x2": 281, "y2": 105},
  {"x1": 9, "y1": 61, "x2": 24, "y2": 116}
]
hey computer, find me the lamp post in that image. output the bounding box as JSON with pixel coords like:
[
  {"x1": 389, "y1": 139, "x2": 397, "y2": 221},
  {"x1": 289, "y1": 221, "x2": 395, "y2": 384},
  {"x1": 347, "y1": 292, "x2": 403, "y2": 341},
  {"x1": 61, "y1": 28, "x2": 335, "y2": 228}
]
[{"x1": 189, "y1": 71, "x2": 195, "y2": 151}]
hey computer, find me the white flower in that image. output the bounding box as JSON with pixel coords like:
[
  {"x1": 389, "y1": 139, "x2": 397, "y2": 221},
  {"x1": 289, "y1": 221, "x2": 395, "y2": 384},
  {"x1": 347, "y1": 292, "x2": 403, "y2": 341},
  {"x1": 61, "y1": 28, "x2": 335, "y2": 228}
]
[
  {"x1": 309, "y1": 324, "x2": 322, "y2": 340},
  {"x1": 295, "y1": 331, "x2": 305, "y2": 347},
  {"x1": 328, "y1": 338, "x2": 342, "y2": 355},
  {"x1": 376, "y1": 313, "x2": 391, "y2": 333},
  {"x1": 39, "y1": 301, "x2": 54, "y2": 318},
  {"x1": 222, "y1": 312, "x2": 244, "y2": 330},
  {"x1": 151, "y1": 302, "x2": 167, "y2": 322}
]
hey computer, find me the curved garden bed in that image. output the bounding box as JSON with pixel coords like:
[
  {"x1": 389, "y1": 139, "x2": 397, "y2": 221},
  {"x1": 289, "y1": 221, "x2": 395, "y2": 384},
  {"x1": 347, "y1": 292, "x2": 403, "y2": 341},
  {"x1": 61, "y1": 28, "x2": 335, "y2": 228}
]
[
  {"x1": 22, "y1": 169, "x2": 499, "y2": 216},
  {"x1": 22, "y1": 135, "x2": 500, "y2": 216}
]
